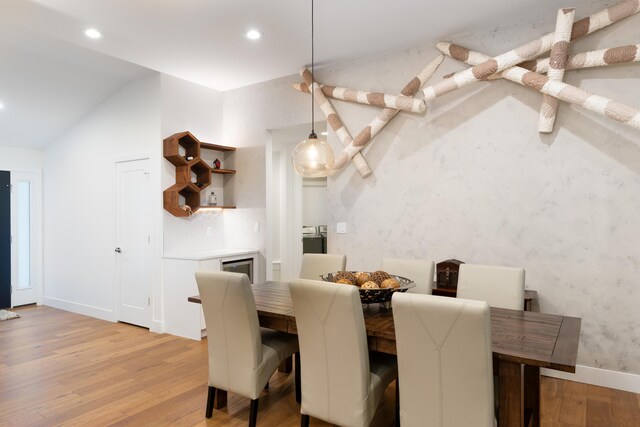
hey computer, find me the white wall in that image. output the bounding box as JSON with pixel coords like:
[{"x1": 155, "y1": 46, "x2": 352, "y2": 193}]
[
  {"x1": 43, "y1": 74, "x2": 162, "y2": 322},
  {"x1": 271, "y1": 152, "x2": 281, "y2": 262},
  {"x1": 161, "y1": 74, "x2": 226, "y2": 255},
  {"x1": 0, "y1": 146, "x2": 43, "y2": 170},
  {"x1": 223, "y1": 8, "x2": 640, "y2": 377}
]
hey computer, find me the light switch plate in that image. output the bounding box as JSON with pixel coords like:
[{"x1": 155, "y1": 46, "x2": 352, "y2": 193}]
[
  {"x1": 336, "y1": 222, "x2": 347, "y2": 234},
  {"x1": 254, "y1": 222, "x2": 260, "y2": 232}
]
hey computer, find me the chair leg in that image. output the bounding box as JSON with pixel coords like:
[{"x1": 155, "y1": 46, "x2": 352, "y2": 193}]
[
  {"x1": 295, "y1": 352, "x2": 302, "y2": 403},
  {"x1": 301, "y1": 414, "x2": 310, "y2": 427},
  {"x1": 206, "y1": 386, "x2": 216, "y2": 418},
  {"x1": 395, "y1": 378, "x2": 400, "y2": 426},
  {"x1": 249, "y1": 399, "x2": 259, "y2": 427}
]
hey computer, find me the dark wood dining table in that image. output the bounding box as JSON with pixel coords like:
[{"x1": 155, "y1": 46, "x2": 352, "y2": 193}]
[{"x1": 189, "y1": 281, "x2": 581, "y2": 427}]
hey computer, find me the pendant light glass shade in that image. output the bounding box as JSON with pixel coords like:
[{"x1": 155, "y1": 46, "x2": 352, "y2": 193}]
[
  {"x1": 292, "y1": 132, "x2": 334, "y2": 178},
  {"x1": 292, "y1": 0, "x2": 334, "y2": 177}
]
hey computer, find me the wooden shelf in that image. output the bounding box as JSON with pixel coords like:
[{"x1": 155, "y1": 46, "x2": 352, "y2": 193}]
[
  {"x1": 198, "y1": 205, "x2": 236, "y2": 210},
  {"x1": 163, "y1": 131, "x2": 236, "y2": 217},
  {"x1": 201, "y1": 142, "x2": 236, "y2": 152},
  {"x1": 211, "y1": 168, "x2": 236, "y2": 175}
]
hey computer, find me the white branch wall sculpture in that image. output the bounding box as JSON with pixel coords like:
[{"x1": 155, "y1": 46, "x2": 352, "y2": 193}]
[
  {"x1": 539, "y1": 8, "x2": 575, "y2": 133},
  {"x1": 292, "y1": 0, "x2": 640, "y2": 178},
  {"x1": 299, "y1": 68, "x2": 372, "y2": 177},
  {"x1": 437, "y1": 43, "x2": 640, "y2": 129},
  {"x1": 292, "y1": 82, "x2": 426, "y2": 113},
  {"x1": 424, "y1": 0, "x2": 640, "y2": 101},
  {"x1": 332, "y1": 55, "x2": 443, "y2": 171}
]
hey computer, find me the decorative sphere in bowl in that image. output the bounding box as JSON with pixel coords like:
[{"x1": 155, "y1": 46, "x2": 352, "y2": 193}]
[{"x1": 319, "y1": 271, "x2": 414, "y2": 304}]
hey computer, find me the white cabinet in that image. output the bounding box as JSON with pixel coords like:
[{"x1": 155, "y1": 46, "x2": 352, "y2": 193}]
[
  {"x1": 162, "y1": 250, "x2": 258, "y2": 340},
  {"x1": 163, "y1": 258, "x2": 220, "y2": 340}
]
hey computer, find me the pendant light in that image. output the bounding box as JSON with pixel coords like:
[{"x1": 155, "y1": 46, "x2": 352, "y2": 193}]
[{"x1": 292, "y1": 0, "x2": 334, "y2": 178}]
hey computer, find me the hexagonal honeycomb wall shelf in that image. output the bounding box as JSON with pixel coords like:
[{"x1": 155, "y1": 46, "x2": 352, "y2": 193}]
[
  {"x1": 163, "y1": 131, "x2": 236, "y2": 217},
  {"x1": 163, "y1": 131, "x2": 200, "y2": 166}
]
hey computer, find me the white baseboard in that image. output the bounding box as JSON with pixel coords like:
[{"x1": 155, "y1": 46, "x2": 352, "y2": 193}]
[
  {"x1": 542, "y1": 364, "x2": 640, "y2": 394},
  {"x1": 150, "y1": 319, "x2": 165, "y2": 334},
  {"x1": 43, "y1": 296, "x2": 116, "y2": 322}
]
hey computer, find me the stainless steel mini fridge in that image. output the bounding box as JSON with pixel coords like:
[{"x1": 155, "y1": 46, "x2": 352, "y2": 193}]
[{"x1": 222, "y1": 258, "x2": 254, "y2": 283}]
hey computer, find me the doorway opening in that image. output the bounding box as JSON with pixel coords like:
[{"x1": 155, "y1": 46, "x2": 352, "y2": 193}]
[
  {"x1": 0, "y1": 171, "x2": 9, "y2": 309},
  {"x1": 302, "y1": 178, "x2": 328, "y2": 255},
  {"x1": 267, "y1": 122, "x2": 328, "y2": 282},
  {"x1": 0, "y1": 170, "x2": 42, "y2": 309}
]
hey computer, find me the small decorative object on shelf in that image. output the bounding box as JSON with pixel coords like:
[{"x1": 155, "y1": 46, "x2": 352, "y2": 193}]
[
  {"x1": 207, "y1": 191, "x2": 217, "y2": 206},
  {"x1": 186, "y1": 156, "x2": 194, "y2": 161},
  {"x1": 213, "y1": 158, "x2": 221, "y2": 169},
  {"x1": 195, "y1": 182, "x2": 204, "y2": 188},
  {"x1": 436, "y1": 259, "x2": 464, "y2": 289},
  {"x1": 180, "y1": 205, "x2": 193, "y2": 216}
]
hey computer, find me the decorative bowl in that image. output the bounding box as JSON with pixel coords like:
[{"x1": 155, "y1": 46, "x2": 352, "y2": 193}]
[{"x1": 319, "y1": 271, "x2": 415, "y2": 304}]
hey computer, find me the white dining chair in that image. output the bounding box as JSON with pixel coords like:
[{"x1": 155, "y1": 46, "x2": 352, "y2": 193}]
[
  {"x1": 299, "y1": 253, "x2": 346, "y2": 280},
  {"x1": 382, "y1": 258, "x2": 434, "y2": 294},
  {"x1": 289, "y1": 278, "x2": 398, "y2": 427},
  {"x1": 457, "y1": 264, "x2": 525, "y2": 310},
  {"x1": 392, "y1": 292, "x2": 495, "y2": 427},
  {"x1": 195, "y1": 271, "x2": 300, "y2": 426}
]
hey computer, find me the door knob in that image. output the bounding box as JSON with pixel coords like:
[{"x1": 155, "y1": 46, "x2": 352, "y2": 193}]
[{"x1": 115, "y1": 247, "x2": 122, "y2": 253}]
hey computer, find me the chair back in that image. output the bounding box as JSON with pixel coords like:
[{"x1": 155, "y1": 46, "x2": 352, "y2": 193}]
[
  {"x1": 392, "y1": 293, "x2": 494, "y2": 427},
  {"x1": 457, "y1": 264, "x2": 525, "y2": 310},
  {"x1": 382, "y1": 258, "x2": 434, "y2": 294},
  {"x1": 289, "y1": 279, "x2": 372, "y2": 426},
  {"x1": 195, "y1": 271, "x2": 262, "y2": 397},
  {"x1": 299, "y1": 253, "x2": 346, "y2": 280}
]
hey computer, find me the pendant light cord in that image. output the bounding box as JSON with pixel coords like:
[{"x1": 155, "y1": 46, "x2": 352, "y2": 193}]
[{"x1": 310, "y1": 0, "x2": 316, "y2": 138}]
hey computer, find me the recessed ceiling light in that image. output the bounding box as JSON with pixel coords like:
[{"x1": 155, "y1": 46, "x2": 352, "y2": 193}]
[
  {"x1": 320, "y1": 131, "x2": 328, "y2": 136},
  {"x1": 0, "y1": 102, "x2": 5, "y2": 110},
  {"x1": 85, "y1": 28, "x2": 102, "y2": 39},
  {"x1": 245, "y1": 29, "x2": 263, "y2": 40}
]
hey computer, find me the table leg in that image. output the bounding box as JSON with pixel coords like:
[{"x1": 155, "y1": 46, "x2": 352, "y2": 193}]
[
  {"x1": 214, "y1": 390, "x2": 228, "y2": 409},
  {"x1": 499, "y1": 360, "x2": 523, "y2": 427},
  {"x1": 524, "y1": 366, "x2": 540, "y2": 427},
  {"x1": 278, "y1": 356, "x2": 293, "y2": 374}
]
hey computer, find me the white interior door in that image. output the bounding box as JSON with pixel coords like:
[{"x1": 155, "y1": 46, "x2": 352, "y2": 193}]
[
  {"x1": 116, "y1": 159, "x2": 152, "y2": 327},
  {"x1": 10, "y1": 171, "x2": 41, "y2": 307}
]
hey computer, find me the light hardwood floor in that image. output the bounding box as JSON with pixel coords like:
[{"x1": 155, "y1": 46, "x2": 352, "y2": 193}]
[{"x1": 1, "y1": 306, "x2": 638, "y2": 426}]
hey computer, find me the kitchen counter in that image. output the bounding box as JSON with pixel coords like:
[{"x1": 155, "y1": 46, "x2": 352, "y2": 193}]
[{"x1": 163, "y1": 248, "x2": 258, "y2": 261}]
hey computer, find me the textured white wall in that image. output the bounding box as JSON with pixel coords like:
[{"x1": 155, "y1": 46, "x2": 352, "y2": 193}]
[
  {"x1": 223, "y1": 8, "x2": 640, "y2": 374},
  {"x1": 326, "y1": 16, "x2": 640, "y2": 373}
]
